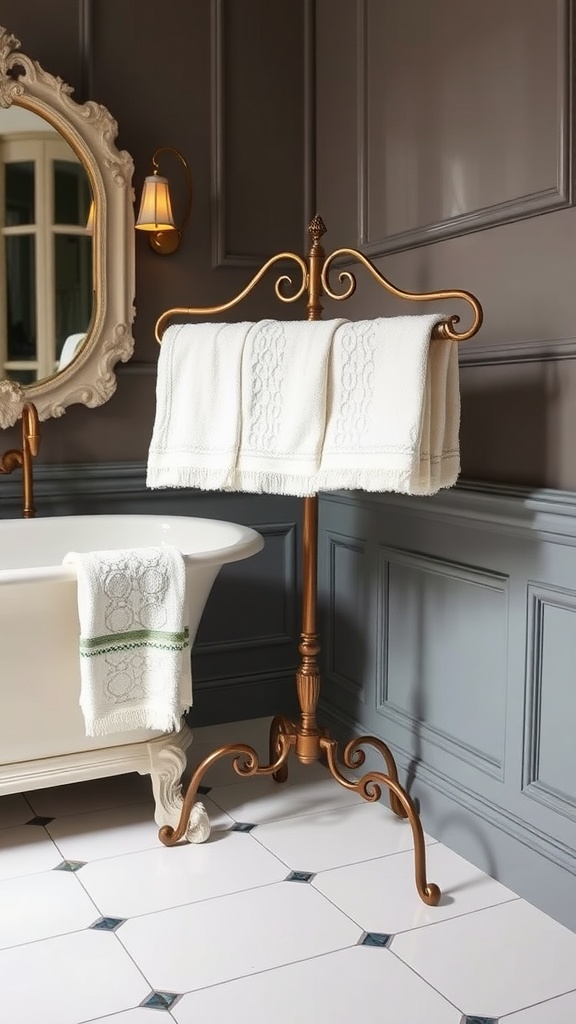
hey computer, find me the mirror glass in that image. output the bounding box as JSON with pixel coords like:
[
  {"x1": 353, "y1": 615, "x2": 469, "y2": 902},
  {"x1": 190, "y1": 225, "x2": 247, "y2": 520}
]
[
  {"x1": 0, "y1": 25, "x2": 135, "y2": 428},
  {"x1": 0, "y1": 105, "x2": 93, "y2": 385}
]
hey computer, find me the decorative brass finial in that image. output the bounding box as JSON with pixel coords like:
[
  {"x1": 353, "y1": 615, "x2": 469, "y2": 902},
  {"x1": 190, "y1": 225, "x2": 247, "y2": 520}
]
[{"x1": 308, "y1": 214, "x2": 326, "y2": 245}]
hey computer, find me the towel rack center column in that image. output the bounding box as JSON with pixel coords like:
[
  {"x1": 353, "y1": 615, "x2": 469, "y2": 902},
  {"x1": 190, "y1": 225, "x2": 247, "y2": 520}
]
[{"x1": 152, "y1": 215, "x2": 483, "y2": 908}]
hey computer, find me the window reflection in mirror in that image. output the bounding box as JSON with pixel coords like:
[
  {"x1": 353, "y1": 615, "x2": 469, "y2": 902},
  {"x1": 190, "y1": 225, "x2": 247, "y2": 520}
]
[{"x1": 0, "y1": 105, "x2": 93, "y2": 385}]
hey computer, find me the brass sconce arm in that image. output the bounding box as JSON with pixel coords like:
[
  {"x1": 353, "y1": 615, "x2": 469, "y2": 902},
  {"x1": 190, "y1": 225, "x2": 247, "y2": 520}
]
[
  {"x1": 135, "y1": 146, "x2": 193, "y2": 255},
  {"x1": 0, "y1": 402, "x2": 41, "y2": 518}
]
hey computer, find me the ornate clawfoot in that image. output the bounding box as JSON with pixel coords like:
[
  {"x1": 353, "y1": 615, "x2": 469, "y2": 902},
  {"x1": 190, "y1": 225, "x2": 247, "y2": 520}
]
[
  {"x1": 321, "y1": 736, "x2": 441, "y2": 907},
  {"x1": 148, "y1": 733, "x2": 211, "y2": 843},
  {"x1": 158, "y1": 732, "x2": 293, "y2": 847}
]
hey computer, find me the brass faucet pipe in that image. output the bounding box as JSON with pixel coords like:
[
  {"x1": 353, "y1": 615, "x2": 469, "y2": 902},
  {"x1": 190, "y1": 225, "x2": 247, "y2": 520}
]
[
  {"x1": 21, "y1": 402, "x2": 40, "y2": 517},
  {"x1": 0, "y1": 401, "x2": 40, "y2": 518}
]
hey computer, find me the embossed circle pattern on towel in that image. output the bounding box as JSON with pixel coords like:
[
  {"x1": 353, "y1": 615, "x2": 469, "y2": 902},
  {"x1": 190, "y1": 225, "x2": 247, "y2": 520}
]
[
  {"x1": 139, "y1": 601, "x2": 168, "y2": 630},
  {"x1": 138, "y1": 566, "x2": 166, "y2": 595},
  {"x1": 103, "y1": 569, "x2": 132, "y2": 599},
  {"x1": 105, "y1": 602, "x2": 134, "y2": 632}
]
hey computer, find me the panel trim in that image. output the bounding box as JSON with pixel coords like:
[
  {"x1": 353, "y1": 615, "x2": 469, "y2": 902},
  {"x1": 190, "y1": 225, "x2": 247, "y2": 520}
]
[
  {"x1": 376, "y1": 545, "x2": 507, "y2": 779},
  {"x1": 211, "y1": 0, "x2": 314, "y2": 267},
  {"x1": 523, "y1": 582, "x2": 576, "y2": 820},
  {"x1": 357, "y1": 0, "x2": 574, "y2": 257},
  {"x1": 196, "y1": 522, "x2": 297, "y2": 652},
  {"x1": 193, "y1": 668, "x2": 297, "y2": 725},
  {"x1": 325, "y1": 530, "x2": 367, "y2": 700},
  {"x1": 459, "y1": 334, "x2": 576, "y2": 367},
  {"x1": 321, "y1": 482, "x2": 576, "y2": 546}
]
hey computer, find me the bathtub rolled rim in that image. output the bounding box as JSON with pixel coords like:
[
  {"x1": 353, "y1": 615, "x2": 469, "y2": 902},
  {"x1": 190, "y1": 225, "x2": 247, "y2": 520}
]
[{"x1": 0, "y1": 513, "x2": 264, "y2": 584}]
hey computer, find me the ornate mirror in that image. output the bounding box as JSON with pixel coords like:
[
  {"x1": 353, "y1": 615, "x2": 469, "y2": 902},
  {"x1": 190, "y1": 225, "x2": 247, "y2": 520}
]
[{"x1": 0, "y1": 26, "x2": 135, "y2": 427}]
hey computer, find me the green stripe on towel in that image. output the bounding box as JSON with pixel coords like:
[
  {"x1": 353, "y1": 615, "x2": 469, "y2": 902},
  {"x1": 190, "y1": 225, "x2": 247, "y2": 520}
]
[{"x1": 79, "y1": 626, "x2": 190, "y2": 658}]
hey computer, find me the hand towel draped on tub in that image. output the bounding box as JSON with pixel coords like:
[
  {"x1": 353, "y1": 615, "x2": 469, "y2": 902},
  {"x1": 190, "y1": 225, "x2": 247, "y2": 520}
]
[{"x1": 63, "y1": 544, "x2": 192, "y2": 737}]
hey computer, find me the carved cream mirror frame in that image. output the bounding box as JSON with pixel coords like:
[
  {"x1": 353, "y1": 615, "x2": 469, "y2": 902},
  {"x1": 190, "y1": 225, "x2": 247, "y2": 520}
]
[{"x1": 0, "y1": 26, "x2": 135, "y2": 428}]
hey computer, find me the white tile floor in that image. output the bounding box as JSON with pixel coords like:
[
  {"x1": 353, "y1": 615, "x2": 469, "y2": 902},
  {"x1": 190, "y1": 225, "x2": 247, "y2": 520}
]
[{"x1": 1, "y1": 717, "x2": 576, "y2": 1023}]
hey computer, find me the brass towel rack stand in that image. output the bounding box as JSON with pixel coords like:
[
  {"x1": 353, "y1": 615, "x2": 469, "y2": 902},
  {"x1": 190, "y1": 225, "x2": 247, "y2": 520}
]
[{"x1": 154, "y1": 215, "x2": 483, "y2": 906}]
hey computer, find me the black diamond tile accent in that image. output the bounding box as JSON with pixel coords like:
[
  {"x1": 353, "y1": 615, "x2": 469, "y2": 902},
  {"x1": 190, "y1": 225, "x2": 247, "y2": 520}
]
[
  {"x1": 197, "y1": 785, "x2": 212, "y2": 795},
  {"x1": 89, "y1": 916, "x2": 126, "y2": 932},
  {"x1": 465, "y1": 1018, "x2": 498, "y2": 1024},
  {"x1": 25, "y1": 815, "x2": 55, "y2": 827},
  {"x1": 53, "y1": 860, "x2": 86, "y2": 873},
  {"x1": 141, "y1": 990, "x2": 181, "y2": 1010},
  {"x1": 285, "y1": 870, "x2": 315, "y2": 883},
  {"x1": 360, "y1": 932, "x2": 392, "y2": 948},
  {"x1": 230, "y1": 822, "x2": 256, "y2": 833}
]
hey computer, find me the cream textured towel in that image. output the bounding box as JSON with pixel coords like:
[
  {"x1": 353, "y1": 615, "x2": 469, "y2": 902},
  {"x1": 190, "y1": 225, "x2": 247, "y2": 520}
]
[
  {"x1": 232, "y1": 318, "x2": 346, "y2": 495},
  {"x1": 316, "y1": 314, "x2": 460, "y2": 495},
  {"x1": 147, "y1": 321, "x2": 255, "y2": 490},
  {"x1": 64, "y1": 545, "x2": 192, "y2": 737}
]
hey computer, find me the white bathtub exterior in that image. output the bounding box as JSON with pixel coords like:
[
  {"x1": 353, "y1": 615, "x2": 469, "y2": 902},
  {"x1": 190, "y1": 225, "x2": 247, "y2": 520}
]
[{"x1": 0, "y1": 515, "x2": 263, "y2": 833}]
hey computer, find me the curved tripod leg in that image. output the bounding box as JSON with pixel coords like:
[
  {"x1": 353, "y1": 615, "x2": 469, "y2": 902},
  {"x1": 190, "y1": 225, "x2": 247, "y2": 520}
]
[
  {"x1": 269, "y1": 714, "x2": 296, "y2": 783},
  {"x1": 321, "y1": 737, "x2": 440, "y2": 907},
  {"x1": 342, "y1": 735, "x2": 407, "y2": 819},
  {"x1": 158, "y1": 734, "x2": 293, "y2": 847}
]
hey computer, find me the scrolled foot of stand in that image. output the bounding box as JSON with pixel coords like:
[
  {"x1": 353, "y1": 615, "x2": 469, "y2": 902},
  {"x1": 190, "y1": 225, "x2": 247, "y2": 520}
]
[
  {"x1": 421, "y1": 882, "x2": 442, "y2": 906},
  {"x1": 320, "y1": 735, "x2": 441, "y2": 907}
]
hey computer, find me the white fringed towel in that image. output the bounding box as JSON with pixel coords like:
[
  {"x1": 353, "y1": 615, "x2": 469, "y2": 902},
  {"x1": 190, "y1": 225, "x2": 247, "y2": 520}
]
[
  {"x1": 232, "y1": 318, "x2": 346, "y2": 495},
  {"x1": 63, "y1": 545, "x2": 192, "y2": 737},
  {"x1": 147, "y1": 321, "x2": 255, "y2": 490},
  {"x1": 316, "y1": 314, "x2": 460, "y2": 495}
]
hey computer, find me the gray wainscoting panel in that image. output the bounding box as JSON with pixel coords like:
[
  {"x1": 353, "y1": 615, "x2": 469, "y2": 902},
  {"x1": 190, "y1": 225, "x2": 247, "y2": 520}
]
[
  {"x1": 325, "y1": 530, "x2": 369, "y2": 703},
  {"x1": 318, "y1": 484, "x2": 576, "y2": 931},
  {"x1": 0, "y1": 462, "x2": 302, "y2": 726},
  {"x1": 381, "y1": 549, "x2": 508, "y2": 779}
]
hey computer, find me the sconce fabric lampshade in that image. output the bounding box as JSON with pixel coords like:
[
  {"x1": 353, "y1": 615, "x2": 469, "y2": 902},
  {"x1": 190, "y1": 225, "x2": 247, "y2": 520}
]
[{"x1": 135, "y1": 174, "x2": 175, "y2": 232}]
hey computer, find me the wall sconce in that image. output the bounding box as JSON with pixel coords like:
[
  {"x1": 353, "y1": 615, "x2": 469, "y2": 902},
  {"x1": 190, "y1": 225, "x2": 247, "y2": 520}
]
[{"x1": 135, "y1": 147, "x2": 192, "y2": 255}]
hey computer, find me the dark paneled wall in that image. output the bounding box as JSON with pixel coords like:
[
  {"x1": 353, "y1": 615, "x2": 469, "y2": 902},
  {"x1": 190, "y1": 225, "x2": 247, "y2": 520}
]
[
  {"x1": 316, "y1": 0, "x2": 576, "y2": 490},
  {"x1": 0, "y1": 0, "x2": 309, "y2": 463}
]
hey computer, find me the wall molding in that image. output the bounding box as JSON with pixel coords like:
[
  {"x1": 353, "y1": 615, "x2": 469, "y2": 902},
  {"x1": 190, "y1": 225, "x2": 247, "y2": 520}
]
[
  {"x1": 321, "y1": 481, "x2": 576, "y2": 546},
  {"x1": 5, "y1": 465, "x2": 576, "y2": 542},
  {"x1": 325, "y1": 530, "x2": 367, "y2": 701},
  {"x1": 459, "y1": 334, "x2": 576, "y2": 368},
  {"x1": 523, "y1": 582, "x2": 576, "y2": 821},
  {"x1": 210, "y1": 0, "x2": 315, "y2": 268},
  {"x1": 356, "y1": 0, "x2": 574, "y2": 258},
  {"x1": 195, "y1": 521, "x2": 297, "y2": 653}
]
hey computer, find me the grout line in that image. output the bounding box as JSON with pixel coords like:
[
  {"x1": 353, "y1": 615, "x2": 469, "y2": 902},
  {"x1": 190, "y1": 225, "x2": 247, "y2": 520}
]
[
  {"x1": 160, "y1": 941, "x2": 365, "y2": 1002},
  {"x1": 90, "y1": 869, "x2": 299, "y2": 925},
  {"x1": 498, "y1": 985, "x2": 576, "y2": 1020},
  {"x1": 383, "y1": 942, "x2": 467, "y2": 1018},
  {"x1": 390, "y1": 894, "x2": 522, "y2": 937}
]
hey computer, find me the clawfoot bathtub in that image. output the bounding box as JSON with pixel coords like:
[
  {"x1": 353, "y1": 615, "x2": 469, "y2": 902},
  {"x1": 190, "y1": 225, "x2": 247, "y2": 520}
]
[{"x1": 0, "y1": 514, "x2": 263, "y2": 839}]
